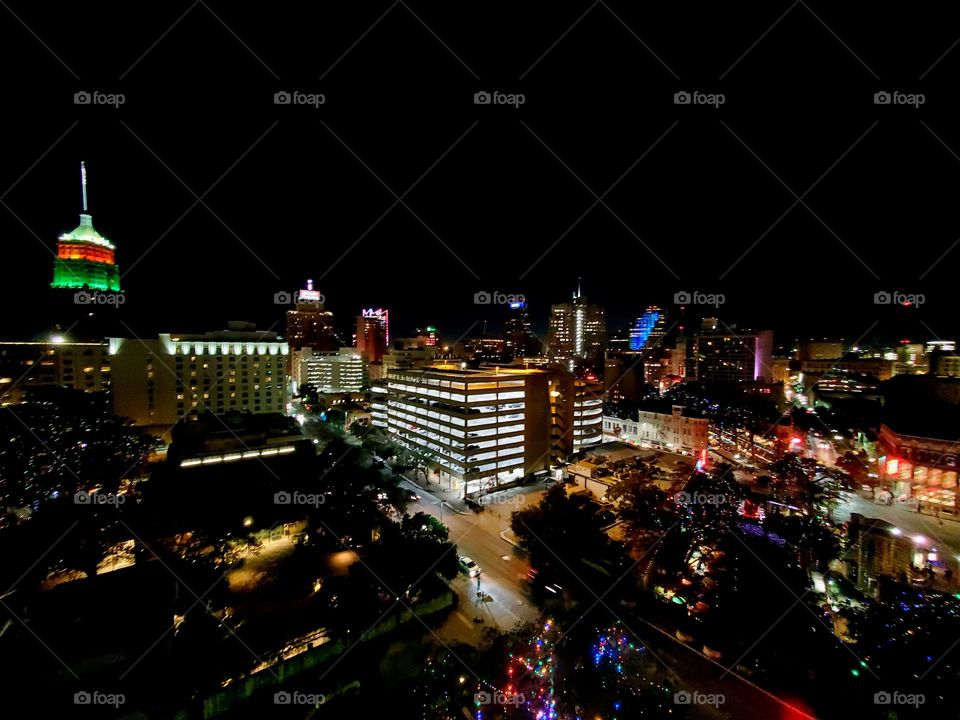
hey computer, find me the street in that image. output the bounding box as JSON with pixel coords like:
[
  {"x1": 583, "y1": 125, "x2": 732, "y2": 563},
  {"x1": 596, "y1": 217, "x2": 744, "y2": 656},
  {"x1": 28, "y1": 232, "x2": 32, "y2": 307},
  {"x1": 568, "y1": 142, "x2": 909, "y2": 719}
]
[{"x1": 401, "y1": 478, "x2": 542, "y2": 642}]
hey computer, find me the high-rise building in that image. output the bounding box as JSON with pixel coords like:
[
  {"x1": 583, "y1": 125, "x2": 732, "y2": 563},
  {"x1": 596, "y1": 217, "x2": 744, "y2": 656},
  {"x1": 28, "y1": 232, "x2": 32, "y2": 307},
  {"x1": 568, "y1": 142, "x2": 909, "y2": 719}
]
[
  {"x1": 356, "y1": 308, "x2": 389, "y2": 362},
  {"x1": 629, "y1": 306, "x2": 667, "y2": 351},
  {"x1": 465, "y1": 337, "x2": 506, "y2": 362},
  {"x1": 547, "y1": 285, "x2": 605, "y2": 372},
  {"x1": 51, "y1": 163, "x2": 121, "y2": 293},
  {"x1": 504, "y1": 301, "x2": 541, "y2": 358},
  {"x1": 414, "y1": 326, "x2": 439, "y2": 347},
  {"x1": 285, "y1": 280, "x2": 337, "y2": 352},
  {"x1": 108, "y1": 324, "x2": 287, "y2": 432},
  {"x1": 692, "y1": 328, "x2": 773, "y2": 383},
  {"x1": 0, "y1": 338, "x2": 111, "y2": 404}
]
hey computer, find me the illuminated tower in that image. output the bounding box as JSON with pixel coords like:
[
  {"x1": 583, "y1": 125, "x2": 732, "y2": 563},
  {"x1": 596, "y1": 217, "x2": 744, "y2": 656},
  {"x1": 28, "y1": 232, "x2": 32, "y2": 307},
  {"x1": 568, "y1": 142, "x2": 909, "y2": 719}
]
[
  {"x1": 547, "y1": 282, "x2": 605, "y2": 373},
  {"x1": 51, "y1": 163, "x2": 121, "y2": 292},
  {"x1": 629, "y1": 306, "x2": 667, "y2": 351},
  {"x1": 356, "y1": 309, "x2": 389, "y2": 362}
]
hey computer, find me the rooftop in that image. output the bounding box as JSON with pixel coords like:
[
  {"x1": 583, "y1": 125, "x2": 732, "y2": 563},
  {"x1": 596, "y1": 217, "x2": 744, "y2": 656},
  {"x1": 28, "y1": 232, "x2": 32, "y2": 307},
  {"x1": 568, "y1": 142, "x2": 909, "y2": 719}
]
[{"x1": 58, "y1": 213, "x2": 115, "y2": 250}]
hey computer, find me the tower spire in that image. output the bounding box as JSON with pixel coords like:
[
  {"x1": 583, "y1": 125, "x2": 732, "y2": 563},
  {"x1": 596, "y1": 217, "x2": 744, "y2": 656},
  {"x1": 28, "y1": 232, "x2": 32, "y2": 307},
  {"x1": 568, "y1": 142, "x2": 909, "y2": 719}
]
[{"x1": 80, "y1": 161, "x2": 88, "y2": 212}]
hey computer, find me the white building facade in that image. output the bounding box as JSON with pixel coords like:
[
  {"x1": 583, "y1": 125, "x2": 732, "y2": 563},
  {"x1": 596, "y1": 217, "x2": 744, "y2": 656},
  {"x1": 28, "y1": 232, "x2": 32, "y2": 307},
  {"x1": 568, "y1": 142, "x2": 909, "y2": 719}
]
[{"x1": 602, "y1": 405, "x2": 708, "y2": 455}]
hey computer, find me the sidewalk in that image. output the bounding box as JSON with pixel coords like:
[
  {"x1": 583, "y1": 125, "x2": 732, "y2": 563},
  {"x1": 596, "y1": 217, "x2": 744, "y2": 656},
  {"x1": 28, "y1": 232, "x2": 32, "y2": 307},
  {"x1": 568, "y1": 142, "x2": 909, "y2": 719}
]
[{"x1": 400, "y1": 469, "x2": 471, "y2": 514}]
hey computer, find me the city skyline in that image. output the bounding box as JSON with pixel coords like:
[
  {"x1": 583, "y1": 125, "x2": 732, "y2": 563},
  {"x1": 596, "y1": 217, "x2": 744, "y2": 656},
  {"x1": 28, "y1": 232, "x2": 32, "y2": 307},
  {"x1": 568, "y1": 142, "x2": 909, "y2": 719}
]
[{"x1": 4, "y1": 4, "x2": 960, "y2": 719}]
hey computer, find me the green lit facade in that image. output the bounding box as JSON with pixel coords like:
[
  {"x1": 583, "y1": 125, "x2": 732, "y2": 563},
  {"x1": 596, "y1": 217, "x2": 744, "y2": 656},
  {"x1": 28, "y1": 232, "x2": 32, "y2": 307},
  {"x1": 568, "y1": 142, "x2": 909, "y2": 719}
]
[{"x1": 51, "y1": 213, "x2": 122, "y2": 292}]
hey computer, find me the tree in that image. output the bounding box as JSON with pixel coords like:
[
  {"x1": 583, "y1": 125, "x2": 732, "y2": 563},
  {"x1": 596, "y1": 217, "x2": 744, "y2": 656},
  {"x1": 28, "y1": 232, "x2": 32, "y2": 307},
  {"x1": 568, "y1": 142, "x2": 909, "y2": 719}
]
[
  {"x1": 605, "y1": 473, "x2": 671, "y2": 547},
  {"x1": 511, "y1": 485, "x2": 630, "y2": 606}
]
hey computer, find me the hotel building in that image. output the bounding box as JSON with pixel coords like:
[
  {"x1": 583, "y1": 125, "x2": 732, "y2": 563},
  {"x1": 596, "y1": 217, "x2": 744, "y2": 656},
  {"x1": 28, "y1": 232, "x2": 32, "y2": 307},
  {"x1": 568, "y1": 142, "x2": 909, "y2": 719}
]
[{"x1": 108, "y1": 325, "x2": 287, "y2": 431}]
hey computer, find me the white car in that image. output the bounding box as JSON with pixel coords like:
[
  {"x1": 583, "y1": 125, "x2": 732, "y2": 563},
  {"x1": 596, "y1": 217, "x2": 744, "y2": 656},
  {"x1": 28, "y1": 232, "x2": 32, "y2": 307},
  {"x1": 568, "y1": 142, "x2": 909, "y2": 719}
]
[{"x1": 458, "y1": 556, "x2": 481, "y2": 577}]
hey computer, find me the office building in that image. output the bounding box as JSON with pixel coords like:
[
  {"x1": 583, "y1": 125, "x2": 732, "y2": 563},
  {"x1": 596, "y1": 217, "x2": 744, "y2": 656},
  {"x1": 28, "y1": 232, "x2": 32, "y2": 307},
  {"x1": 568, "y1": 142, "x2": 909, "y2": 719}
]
[
  {"x1": 356, "y1": 308, "x2": 389, "y2": 362},
  {"x1": 629, "y1": 306, "x2": 667, "y2": 351},
  {"x1": 504, "y1": 301, "x2": 540, "y2": 358},
  {"x1": 693, "y1": 328, "x2": 773, "y2": 383},
  {"x1": 547, "y1": 285, "x2": 606, "y2": 372},
  {"x1": 285, "y1": 279, "x2": 337, "y2": 352}
]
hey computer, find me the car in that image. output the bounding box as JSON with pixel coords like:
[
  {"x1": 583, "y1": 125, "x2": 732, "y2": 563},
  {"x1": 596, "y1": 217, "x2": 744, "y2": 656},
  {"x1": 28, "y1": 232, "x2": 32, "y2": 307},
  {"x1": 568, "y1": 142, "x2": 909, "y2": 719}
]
[
  {"x1": 458, "y1": 556, "x2": 481, "y2": 577},
  {"x1": 407, "y1": 491, "x2": 421, "y2": 501}
]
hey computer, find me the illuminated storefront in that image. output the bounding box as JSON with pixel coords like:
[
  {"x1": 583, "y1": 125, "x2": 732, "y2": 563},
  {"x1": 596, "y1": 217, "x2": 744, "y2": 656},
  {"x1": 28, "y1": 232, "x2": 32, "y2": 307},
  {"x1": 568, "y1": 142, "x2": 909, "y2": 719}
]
[{"x1": 878, "y1": 423, "x2": 959, "y2": 513}]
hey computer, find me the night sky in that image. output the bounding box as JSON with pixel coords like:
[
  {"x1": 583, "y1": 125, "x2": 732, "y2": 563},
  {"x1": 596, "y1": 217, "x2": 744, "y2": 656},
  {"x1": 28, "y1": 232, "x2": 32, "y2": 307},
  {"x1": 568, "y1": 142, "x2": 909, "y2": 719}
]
[{"x1": 2, "y1": 3, "x2": 959, "y2": 347}]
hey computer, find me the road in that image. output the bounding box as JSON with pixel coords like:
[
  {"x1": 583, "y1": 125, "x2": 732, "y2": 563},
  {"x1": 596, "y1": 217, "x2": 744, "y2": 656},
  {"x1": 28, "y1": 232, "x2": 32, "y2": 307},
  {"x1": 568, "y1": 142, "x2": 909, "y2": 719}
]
[
  {"x1": 834, "y1": 490, "x2": 960, "y2": 585},
  {"x1": 400, "y1": 478, "x2": 542, "y2": 641}
]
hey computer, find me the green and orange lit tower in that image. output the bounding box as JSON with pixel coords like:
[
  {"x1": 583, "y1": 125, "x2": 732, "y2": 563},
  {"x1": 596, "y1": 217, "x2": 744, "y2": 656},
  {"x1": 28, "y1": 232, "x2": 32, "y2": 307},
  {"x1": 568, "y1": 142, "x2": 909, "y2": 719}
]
[{"x1": 51, "y1": 162, "x2": 121, "y2": 292}]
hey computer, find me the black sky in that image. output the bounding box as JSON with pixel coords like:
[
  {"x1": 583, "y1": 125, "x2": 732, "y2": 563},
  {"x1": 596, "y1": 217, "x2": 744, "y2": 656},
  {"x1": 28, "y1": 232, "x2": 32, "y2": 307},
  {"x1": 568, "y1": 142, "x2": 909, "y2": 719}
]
[{"x1": 2, "y1": 2, "x2": 958, "y2": 347}]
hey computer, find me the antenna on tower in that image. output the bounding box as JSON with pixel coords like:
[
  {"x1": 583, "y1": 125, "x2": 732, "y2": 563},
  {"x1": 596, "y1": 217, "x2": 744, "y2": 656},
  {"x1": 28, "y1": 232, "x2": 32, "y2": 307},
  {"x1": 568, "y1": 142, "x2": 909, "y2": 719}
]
[
  {"x1": 80, "y1": 161, "x2": 88, "y2": 212},
  {"x1": 575, "y1": 276, "x2": 582, "y2": 299}
]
